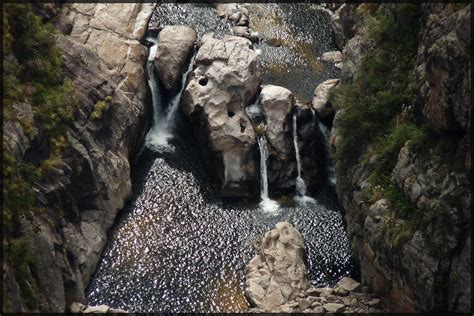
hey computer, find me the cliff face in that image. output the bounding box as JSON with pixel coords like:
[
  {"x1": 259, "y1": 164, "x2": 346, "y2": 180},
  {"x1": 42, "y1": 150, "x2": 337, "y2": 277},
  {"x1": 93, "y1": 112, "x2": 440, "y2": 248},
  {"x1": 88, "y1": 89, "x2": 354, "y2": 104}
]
[
  {"x1": 3, "y1": 3, "x2": 154, "y2": 312},
  {"x1": 331, "y1": 4, "x2": 471, "y2": 312}
]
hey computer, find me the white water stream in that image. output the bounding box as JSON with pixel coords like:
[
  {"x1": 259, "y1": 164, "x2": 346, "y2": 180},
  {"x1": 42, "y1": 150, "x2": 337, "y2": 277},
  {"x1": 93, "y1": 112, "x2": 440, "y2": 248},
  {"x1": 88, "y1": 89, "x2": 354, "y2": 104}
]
[
  {"x1": 145, "y1": 36, "x2": 195, "y2": 152},
  {"x1": 257, "y1": 135, "x2": 279, "y2": 213}
]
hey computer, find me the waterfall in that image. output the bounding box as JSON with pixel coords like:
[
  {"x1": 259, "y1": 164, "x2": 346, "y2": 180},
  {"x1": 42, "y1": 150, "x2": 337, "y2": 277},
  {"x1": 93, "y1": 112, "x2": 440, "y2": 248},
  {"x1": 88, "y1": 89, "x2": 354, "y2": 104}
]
[
  {"x1": 318, "y1": 120, "x2": 337, "y2": 186},
  {"x1": 257, "y1": 135, "x2": 279, "y2": 213},
  {"x1": 293, "y1": 112, "x2": 307, "y2": 196},
  {"x1": 257, "y1": 136, "x2": 269, "y2": 198},
  {"x1": 145, "y1": 36, "x2": 195, "y2": 151}
]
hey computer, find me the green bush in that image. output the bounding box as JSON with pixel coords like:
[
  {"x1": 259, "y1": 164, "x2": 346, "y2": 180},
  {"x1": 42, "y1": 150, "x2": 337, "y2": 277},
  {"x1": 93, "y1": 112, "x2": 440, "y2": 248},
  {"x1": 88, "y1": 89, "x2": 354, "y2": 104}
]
[
  {"x1": 3, "y1": 4, "x2": 77, "y2": 310},
  {"x1": 90, "y1": 97, "x2": 113, "y2": 120},
  {"x1": 331, "y1": 4, "x2": 420, "y2": 184}
]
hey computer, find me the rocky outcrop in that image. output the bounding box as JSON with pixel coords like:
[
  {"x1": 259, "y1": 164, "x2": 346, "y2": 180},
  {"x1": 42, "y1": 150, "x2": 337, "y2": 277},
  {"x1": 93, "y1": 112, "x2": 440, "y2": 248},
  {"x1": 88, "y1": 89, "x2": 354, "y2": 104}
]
[
  {"x1": 215, "y1": 3, "x2": 249, "y2": 27},
  {"x1": 332, "y1": 3, "x2": 471, "y2": 313},
  {"x1": 182, "y1": 34, "x2": 262, "y2": 197},
  {"x1": 330, "y1": 4, "x2": 359, "y2": 51},
  {"x1": 245, "y1": 223, "x2": 386, "y2": 313},
  {"x1": 312, "y1": 79, "x2": 340, "y2": 125},
  {"x1": 245, "y1": 222, "x2": 309, "y2": 311},
  {"x1": 260, "y1": 85, "x2": 297, "y2": 194},
  {"x1": 154, "y1": 26, "x2": 197, "y2": 94},
  {"x1": 3, "y1": 3, "x2": 155, "y2": 312},
  {"x1": 413, "y1": 4, "x2": 471, "y2": 170},
  {"x1": 251, "y1": 277, "x2": 386, "y2": 313}
]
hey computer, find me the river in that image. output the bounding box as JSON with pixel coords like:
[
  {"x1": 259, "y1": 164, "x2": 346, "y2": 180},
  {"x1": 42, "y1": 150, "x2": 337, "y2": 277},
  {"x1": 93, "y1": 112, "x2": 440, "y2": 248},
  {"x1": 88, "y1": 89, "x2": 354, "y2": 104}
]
[{"x1": 86, "y1": 3, "x2": 357, "y2": 312}]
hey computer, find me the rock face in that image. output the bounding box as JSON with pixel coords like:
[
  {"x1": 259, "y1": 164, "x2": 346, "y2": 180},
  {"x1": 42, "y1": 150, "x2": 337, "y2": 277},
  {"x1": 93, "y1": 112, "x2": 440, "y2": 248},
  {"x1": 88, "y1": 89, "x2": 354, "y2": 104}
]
[
  {"x1": 331, "y1": 4, "x2": 359, "y2": 51},
  {"x1": 182, "y1": 35, "x2": 262, "y2": 197},
  {"x1": 414, "y1": 4, "x2": 471, "y2": 170},
  {"x1": 3, "y1": 3, "x2": 155, "y2": 312},
  {"x1": 332, "y1": 3, "x2": 471, "y2": 313},
  {"x1": 260, "y1": 85, "x2": 297, "y2": 194},
  {"x1": 154, "y1": 26, "x2": 197, "y2": 94},
  {"x1": 245, "y1": 222, "x2": 309, "y2": 311},
  {"x1": 312, "y1": 79, "x2": 340, "y2": 124}
]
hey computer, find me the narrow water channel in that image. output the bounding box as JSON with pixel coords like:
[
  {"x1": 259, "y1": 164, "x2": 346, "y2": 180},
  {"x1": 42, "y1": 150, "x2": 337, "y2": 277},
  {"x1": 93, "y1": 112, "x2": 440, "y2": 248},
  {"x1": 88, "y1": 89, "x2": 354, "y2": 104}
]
[{"x1": 86, "y1": 3, "x2": 357, "y2": 312}]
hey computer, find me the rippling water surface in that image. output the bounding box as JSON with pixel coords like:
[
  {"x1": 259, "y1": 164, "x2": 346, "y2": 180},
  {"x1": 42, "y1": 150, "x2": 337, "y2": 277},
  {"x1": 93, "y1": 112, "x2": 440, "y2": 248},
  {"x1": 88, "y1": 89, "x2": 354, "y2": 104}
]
[
  {"x1": 86, "y1": 133, "x2": 356, "y2": 312},
  {"x1": 86, "y1": 4, "x2": 356, "y2": 312}
]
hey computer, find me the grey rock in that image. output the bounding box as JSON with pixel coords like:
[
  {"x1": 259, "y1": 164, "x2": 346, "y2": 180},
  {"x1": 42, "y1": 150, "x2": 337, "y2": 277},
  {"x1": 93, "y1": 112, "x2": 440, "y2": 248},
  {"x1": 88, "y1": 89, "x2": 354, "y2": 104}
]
[
  {"x1": 337, "y1": 277, "x2": 361, "y2": 292},
  {"x1": 245, "y1": 222, "x2": 309, "y2": 310},
  {"x1": 321, "y1": 50, "x2": 343, "y2": 63},
  {"x1": 299, "y1": 298, "x2": 311, "y2": 311},
  {"x1": 312, "y1": 79, "x2": 339, "y2": 122},
  {"x1": 83, "y1": 305, "x2": 109, "y2": 313},
  {"x1": 323, "y1": 303, "x2": 345, "y2": 313}
]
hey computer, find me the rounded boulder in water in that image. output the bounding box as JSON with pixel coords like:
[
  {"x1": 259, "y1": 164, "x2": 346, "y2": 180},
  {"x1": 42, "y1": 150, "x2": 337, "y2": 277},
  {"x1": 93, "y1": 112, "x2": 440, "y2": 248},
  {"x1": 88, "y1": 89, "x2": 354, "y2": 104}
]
[{"x1": 154, "y1": 26, "x2": 197, "y2": 94}]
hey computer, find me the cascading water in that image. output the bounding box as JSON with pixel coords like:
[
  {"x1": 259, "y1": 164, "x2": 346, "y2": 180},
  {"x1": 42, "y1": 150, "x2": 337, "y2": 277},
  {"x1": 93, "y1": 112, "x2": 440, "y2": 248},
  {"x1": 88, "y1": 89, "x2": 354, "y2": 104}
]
[
  {"x1": 145, "y1": 36, "x2": 195, "y2": 152},
  {"x1": 257, "y1": 135, "x2": 279, "y2": 213},
  {"x1": 318, "y1": 119, "x2": 337, "y2": 186},
  {"x1": 293, "y1": 113, "x2": 307, "y2": 196}
]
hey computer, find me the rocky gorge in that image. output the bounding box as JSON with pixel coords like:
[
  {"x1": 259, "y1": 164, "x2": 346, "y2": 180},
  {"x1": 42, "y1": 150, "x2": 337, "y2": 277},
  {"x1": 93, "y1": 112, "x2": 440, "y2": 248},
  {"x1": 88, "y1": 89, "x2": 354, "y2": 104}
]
[{"x1": 2, "y1": 3, "x2": 471, "y2": 314}]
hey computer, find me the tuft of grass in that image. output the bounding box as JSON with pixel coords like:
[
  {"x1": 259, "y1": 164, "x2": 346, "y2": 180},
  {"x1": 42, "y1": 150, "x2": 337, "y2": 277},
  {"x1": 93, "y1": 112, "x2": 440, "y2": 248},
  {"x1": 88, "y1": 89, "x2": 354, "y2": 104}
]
[{"x1": 90, "y1": 96, "x2": 113, "y2": 120}]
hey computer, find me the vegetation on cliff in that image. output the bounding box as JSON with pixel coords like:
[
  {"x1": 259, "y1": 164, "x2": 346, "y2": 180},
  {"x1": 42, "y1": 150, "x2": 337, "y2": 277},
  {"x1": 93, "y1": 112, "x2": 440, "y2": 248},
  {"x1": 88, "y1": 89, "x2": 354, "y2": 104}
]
[
  {"x1": 3, "y1": 3, "x2": 75, "y2": 310},
  {"x1": 332, "y1": 1, "x2": 470, "y2": 251}
]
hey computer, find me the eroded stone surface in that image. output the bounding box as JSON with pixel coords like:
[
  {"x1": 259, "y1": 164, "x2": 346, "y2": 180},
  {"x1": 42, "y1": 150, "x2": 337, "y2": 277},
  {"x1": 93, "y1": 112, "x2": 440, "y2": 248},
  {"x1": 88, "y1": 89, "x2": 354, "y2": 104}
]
[
  {"x1": 245, "y1": 222, "x2": 309, "y2": 311},
  {"x1": 182, "y1": 35, "x2": 262, "y2": 197}
]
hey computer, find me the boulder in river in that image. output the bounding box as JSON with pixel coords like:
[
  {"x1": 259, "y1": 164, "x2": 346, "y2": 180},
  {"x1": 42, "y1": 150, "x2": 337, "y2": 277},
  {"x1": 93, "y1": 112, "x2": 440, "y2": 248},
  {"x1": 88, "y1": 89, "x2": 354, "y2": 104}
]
[
  {"x1": 312, "y1": 79, "x2": 340, "y2": 124},
  {"x1": 245, "y1": 222, "x2": 309, "y2": 311},
  {"x1": 321, "y1": 50, "x2": 343, "y2": 63},
  {"x1": 260, "y1": 85, "x2": 295, "y2": 160},
  {"x1": 182, "y1": 35, "x2": 262, "y2": 197},
  {"x1": 154, "y1": 26, "x2": 197, "y2": 94},
  {"x1": 260, "y1": 85, "x2": 297, "y2": 194}
]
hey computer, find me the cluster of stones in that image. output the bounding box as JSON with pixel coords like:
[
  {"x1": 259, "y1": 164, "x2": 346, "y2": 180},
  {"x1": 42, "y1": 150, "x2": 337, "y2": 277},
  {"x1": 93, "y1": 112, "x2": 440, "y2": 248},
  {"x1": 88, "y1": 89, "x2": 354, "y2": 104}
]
[
  {"x1": 215, "y1": 3, "x2": 259, "y2": 42},
  {"x1": 254, "y1": 278, "x2": 385, "y2": 313},
  {"x1": 69, "y1": 303, "x2": 127, "y2": 313},
  {"x1": 245, "y1": 222, "x2": 387, "y2": 313}
]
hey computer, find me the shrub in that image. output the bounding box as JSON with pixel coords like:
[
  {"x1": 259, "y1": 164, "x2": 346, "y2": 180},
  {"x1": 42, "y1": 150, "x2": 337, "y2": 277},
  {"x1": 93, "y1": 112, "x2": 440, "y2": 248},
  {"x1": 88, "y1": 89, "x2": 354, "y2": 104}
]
[
  {"x1": 331, "y1": 4, "x2": 420, "y2": 184},
  {"x1": 3, "y1": 4, "x2": 77, "y2": 309},
  {"x1": 90, "y1": 96, "x2": 113, "y2": 120}
]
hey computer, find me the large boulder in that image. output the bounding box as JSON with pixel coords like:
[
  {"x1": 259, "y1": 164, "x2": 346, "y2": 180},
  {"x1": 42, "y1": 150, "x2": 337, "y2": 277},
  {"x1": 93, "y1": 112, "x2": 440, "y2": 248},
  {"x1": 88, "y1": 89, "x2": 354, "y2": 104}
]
[
  {"x1": 182, "y1": 35, "x2": 262, "y2": 197},
  {"x1": 312, "y1": 79, "x2": 340, "y2": 124},
  {"x1": 260, "y1": 85, "x2": 297, "y2": 194},
  {"x1": 154, "y1": 26, "x2": 197, "y2": 94},
  {"x1": 245, "y1": 222, "x2": 310, "y2": 311},
  {"x1": 321, "y1": 51, "x2": 343, "y2": 63}
]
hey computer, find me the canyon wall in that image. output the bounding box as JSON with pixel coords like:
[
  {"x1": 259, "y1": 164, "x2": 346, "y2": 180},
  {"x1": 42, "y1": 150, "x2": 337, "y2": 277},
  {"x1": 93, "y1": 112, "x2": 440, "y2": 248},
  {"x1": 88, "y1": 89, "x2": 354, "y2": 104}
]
[
  {"x1": 331, "y1": 3, "x2": 471, "y2": 312},
  {"x1": 3, "y1": 4, "x2": 154, "y2": 312}
]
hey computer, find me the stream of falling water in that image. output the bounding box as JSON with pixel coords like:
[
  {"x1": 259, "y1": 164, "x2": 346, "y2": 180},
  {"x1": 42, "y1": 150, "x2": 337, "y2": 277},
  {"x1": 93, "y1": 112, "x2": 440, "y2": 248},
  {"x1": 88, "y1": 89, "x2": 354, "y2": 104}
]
[
  {"x1": 145, "y1": 36, "x2": 196, "y2": 152},
  {"x1": 86, "y1": 3, "x2": 356, "y2": 313},
  {"x1": 293, "y1": 113, "x2": 307, "y2": 196},
  {"x1": 257, "y1": 135, "x2": 279, "y2": 213}
]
